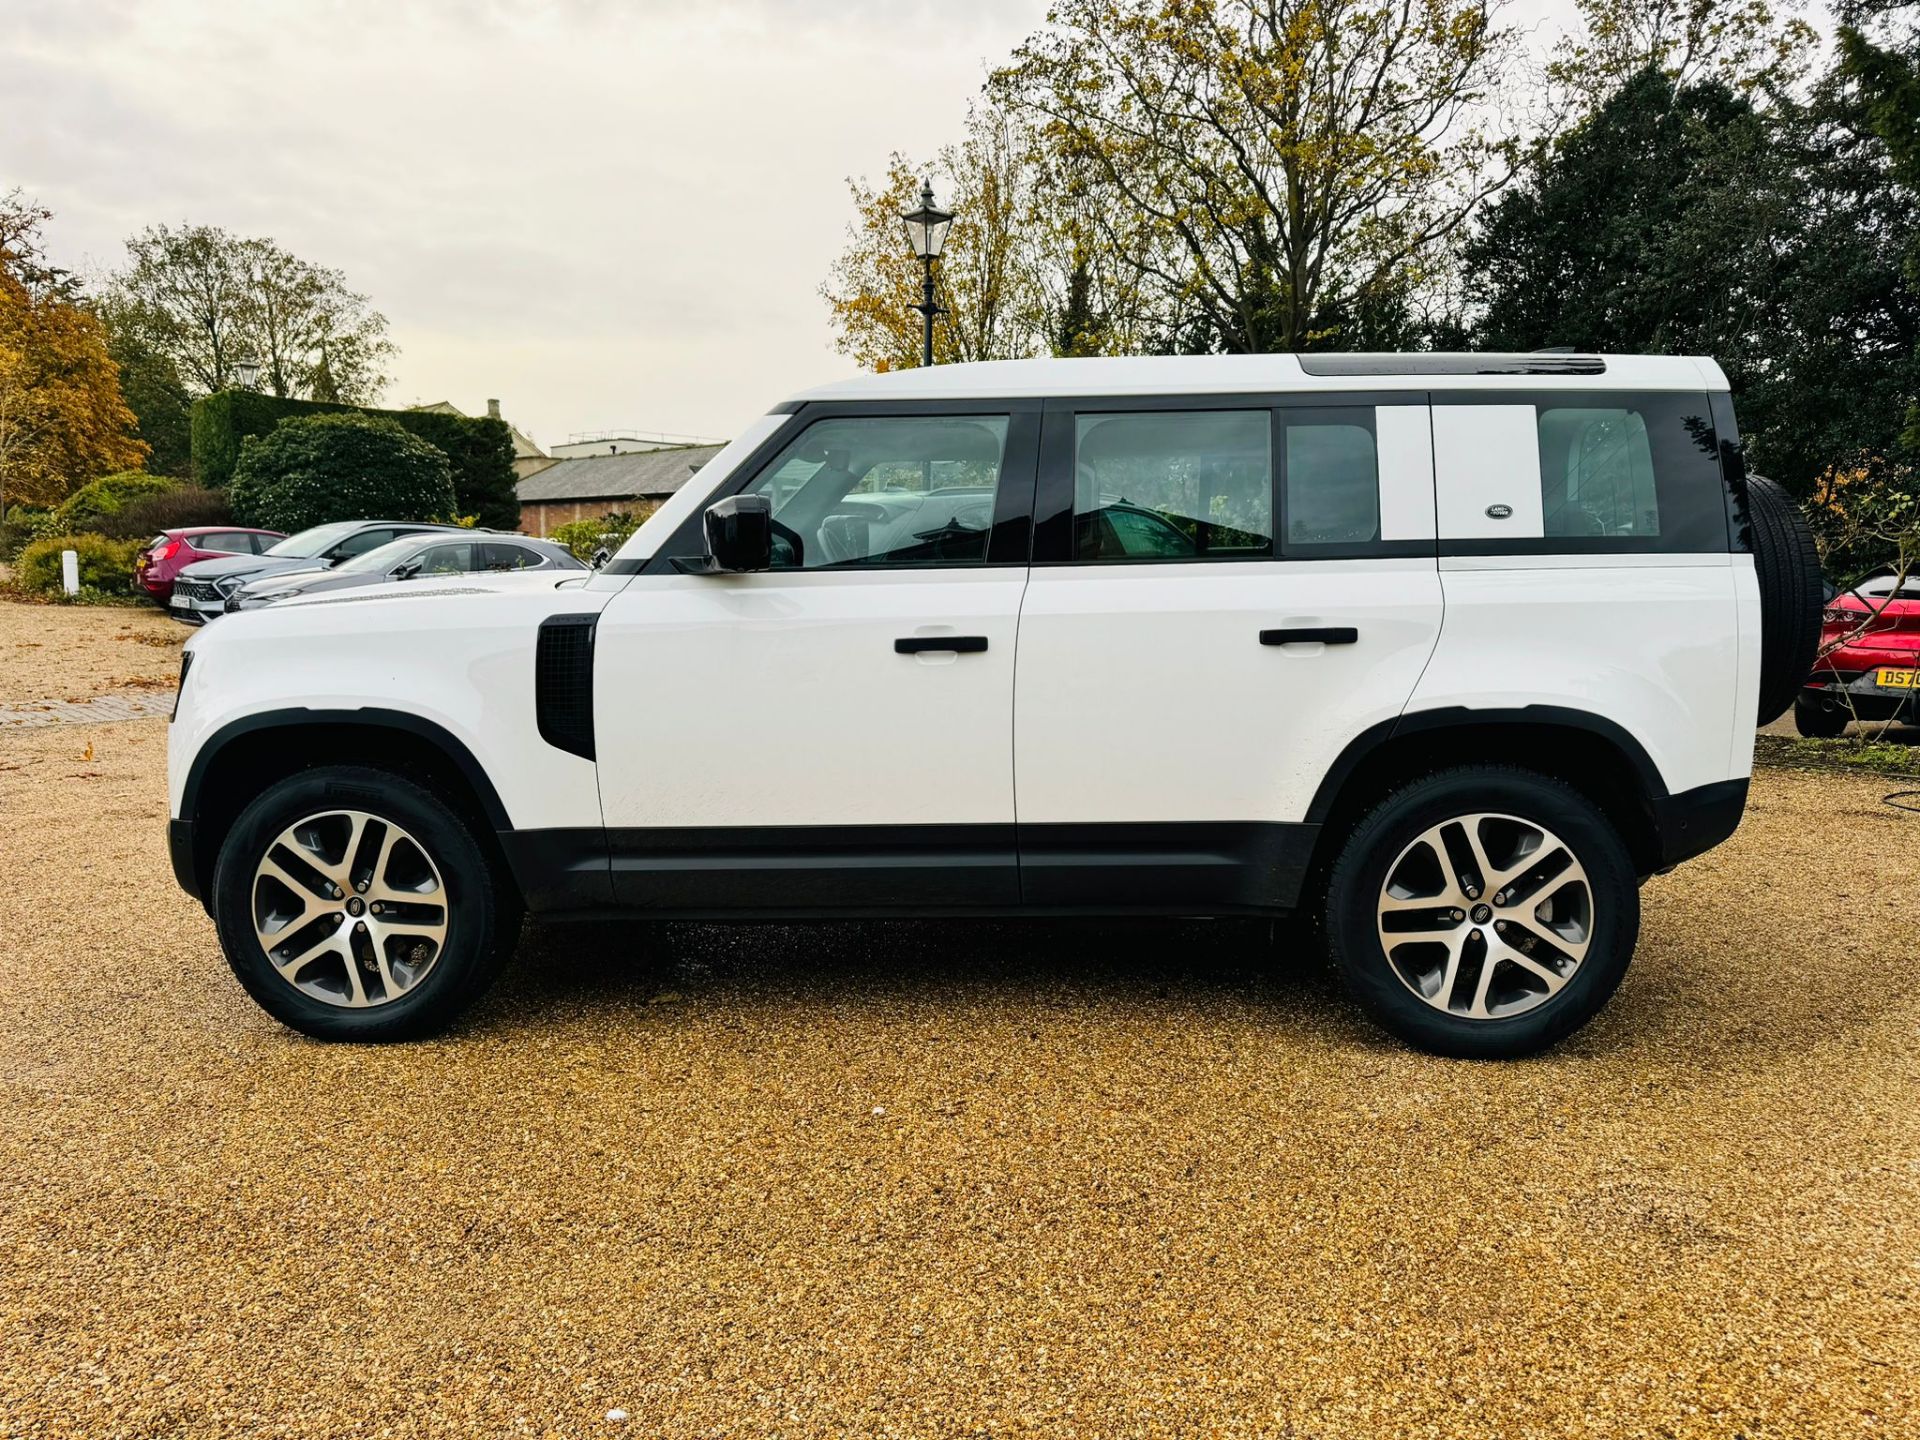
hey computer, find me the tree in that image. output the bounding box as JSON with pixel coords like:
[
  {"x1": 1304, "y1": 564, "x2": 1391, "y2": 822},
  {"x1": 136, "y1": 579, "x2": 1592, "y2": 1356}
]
[
  {"x1": 1464, "y1": 66, "x2": 1920, "y2": 502},
  {"x1": 988, "y1": 0, "x2": 1525, "y2": 353},
  {"x1": 1837, "y1": 0, "x2": 1920, "y2": 447},
  {"x1": 1549, "y1": 0, "x2": 1820, "y2": 105},
  {"x1": 228, "y1": 413, "x2": 454, "y2": 532},
  {"x1": 101, "y1": 324, "x2": 193, "y2": 476},
  {"x1": 0, "y1": 197, "x2": 146, "y2": 514},
  {"x1": 823, "y1": 107, "x2": 1051, "y2": 370},
  {"x1": 105, "y1": 225, "x2": 394, "y2": 403}
]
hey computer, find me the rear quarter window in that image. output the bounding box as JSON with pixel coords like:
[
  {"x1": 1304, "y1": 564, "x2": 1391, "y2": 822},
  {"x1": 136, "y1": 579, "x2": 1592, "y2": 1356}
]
[{"x1": 1434, "y1": 391, "x2": 1729, "y2": 555}]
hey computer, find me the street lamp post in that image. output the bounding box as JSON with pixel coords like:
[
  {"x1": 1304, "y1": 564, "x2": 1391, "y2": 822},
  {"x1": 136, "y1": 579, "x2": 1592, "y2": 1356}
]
[
  {"x1": 900, "y1": 181, "x2": 954, "y2": 367},
  {"x1": 231, "y1": 354, "x2": 262, "y2": 391}
]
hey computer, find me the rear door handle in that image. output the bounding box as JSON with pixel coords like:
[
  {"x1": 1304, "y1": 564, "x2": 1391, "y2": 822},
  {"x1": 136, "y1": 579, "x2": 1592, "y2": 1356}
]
[
  {"x1": 1260, "y1": 627, "x2": 1358, "y2": 646},
  {"x1": 895, "y1": 636, "x2": 989, "y2": 655}
]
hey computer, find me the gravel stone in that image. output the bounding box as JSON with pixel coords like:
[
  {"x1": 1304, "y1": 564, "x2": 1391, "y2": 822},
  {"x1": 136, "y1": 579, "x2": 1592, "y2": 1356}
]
[{"x1": 2, "y1": 603, "x2": 1915, "y2": 1437}]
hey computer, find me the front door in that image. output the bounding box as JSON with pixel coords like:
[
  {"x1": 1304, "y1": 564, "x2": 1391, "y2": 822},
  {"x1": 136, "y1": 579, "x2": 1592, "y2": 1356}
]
[
  {"x1": 594, "y1": 407, "x2": 1038, "y2": 911},
  {"x1": 1013, "y1": 397, "x2": 1444, "y2": 910}
]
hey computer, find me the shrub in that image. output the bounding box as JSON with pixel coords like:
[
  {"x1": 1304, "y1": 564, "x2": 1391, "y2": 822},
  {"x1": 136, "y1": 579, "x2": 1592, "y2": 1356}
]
[
  {"x1": 192, "y1": 390, "x2": 520, "y2": 529},
  {"x1": 12, "y1": 533, "x2": 146, "y2": 596},
  {"x1": 0, "y1": 504, "x2": 59, "y2": 561},
  {"x1": 95, "y1": 485, "x2": 234, "y2": 540},
  {"x1": 550, "y1": 510, "x2": 645, "y2": 560},
  {"x1": 53, "y1": 472, "x2": 178, "y2": 531},
  {"x1": 228, "y1": 413, "x2": 456, "y2": 532}
]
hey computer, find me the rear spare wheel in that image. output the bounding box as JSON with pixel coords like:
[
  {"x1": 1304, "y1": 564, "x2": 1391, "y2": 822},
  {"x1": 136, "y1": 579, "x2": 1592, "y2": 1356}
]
[{"x1": 1747, "y1": 474, "x2": 1823, "y2": 724}]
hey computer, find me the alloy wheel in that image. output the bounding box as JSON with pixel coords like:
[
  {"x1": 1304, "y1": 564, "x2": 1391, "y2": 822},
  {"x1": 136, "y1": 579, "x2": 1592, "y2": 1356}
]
[
  {"x1": 250, "y1": 808, "x2": 449, "y2": 1008},
  {"x1": 1374, "y1": 811, "x2": 1593, "y2": 1020}
]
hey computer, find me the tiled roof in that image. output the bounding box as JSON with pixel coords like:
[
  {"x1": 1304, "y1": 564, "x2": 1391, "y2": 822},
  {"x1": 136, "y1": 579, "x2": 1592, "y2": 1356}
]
[{"x1": 515, "y1": 445, "x2": 726, "y2": 503}]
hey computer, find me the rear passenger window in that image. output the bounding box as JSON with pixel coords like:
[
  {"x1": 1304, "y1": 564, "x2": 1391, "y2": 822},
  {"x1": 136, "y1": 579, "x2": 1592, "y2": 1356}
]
[
  {"x1": 1538, "y1": 408, "x2": 1659, "y2": 538},
  {"x1": 1073, "y1": 410, "x2": 1272, "y2": 561},
  {"x1": 1282, "y1": 410, "x2": 1378, "y2": 548}
]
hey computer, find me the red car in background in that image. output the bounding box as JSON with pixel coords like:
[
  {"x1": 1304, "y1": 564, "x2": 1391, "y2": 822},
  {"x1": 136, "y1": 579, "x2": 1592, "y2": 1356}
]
[
  {"x1": 134, "y1": 526, "x2": 285, "y2": 603},
  {"x1": 1796, "y1": 568, "x2": 1920, "y2": 736}
]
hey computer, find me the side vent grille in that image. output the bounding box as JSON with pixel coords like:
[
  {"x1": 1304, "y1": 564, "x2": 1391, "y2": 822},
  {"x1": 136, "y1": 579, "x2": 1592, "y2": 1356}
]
[{"x1": 536, "y1": 614, "x2": 599, "y2": 761}]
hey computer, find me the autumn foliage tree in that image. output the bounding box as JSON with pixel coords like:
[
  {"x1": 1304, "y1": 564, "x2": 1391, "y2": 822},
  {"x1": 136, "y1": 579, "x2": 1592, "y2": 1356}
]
[{"x1": 0, "y1": 192, "x2": 146, "y2": 514}]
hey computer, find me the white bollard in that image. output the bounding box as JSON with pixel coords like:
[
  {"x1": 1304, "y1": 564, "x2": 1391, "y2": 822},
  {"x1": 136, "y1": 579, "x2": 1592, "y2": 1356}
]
[{"x1": 60, "y1": 548, "x2": 80, "y2": 596}]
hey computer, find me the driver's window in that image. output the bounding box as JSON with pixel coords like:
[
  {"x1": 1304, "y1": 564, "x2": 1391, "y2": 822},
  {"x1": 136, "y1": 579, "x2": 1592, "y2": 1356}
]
[
  {"x1": 413, "y1": 542, "x2": 471, "y2": 575},
  {"x1": 743, "y1": 414, "x2": 1010, "y2": 569}
]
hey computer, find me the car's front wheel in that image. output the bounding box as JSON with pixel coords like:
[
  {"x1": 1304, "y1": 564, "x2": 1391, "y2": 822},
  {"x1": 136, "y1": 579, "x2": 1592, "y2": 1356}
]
[
  {"x1": 1325, "y1": 766, "x2": 1639, "y2": 1059},
  {"x1": 210, "y1": 765, "x2": 517, "y2": 1041}
]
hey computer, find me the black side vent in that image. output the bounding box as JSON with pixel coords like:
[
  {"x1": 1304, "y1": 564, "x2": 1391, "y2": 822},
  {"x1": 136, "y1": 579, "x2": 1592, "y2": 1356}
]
[{"x1": 536, "y1": 613, "x2": 599, "y2": 761}]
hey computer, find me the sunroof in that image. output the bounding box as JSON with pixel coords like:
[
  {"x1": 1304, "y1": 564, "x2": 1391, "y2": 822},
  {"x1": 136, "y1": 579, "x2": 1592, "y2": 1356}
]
[{"x1": 1295, "y1": 353, "x2": 1607, "y2": 377}]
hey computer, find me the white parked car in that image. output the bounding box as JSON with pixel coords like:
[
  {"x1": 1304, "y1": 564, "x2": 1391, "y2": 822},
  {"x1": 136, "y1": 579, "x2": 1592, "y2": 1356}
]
[{"x1": 167, "y1": 354, "x2": 1820, "y2": 1056}]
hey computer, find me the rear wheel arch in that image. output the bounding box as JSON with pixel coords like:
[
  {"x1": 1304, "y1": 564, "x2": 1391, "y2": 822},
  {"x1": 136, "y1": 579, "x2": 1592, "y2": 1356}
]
[
  {"x1": 181, "y1": 710, "x2": 514, "y2": 904},
  {"x1": 1305, "y1": 708, "x2": 1668, "y2": 881}
]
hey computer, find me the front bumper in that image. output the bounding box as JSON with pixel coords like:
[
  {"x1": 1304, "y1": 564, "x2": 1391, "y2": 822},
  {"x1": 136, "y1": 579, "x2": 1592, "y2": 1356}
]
[{"x1": 167, "y1": 588, "x2": 227, "y2": 625}]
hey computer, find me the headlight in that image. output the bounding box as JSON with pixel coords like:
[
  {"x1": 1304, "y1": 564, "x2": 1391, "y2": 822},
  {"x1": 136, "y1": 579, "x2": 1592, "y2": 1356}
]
[{"x1": 214, "y1": 575, "x2": 245, "y2": 597}]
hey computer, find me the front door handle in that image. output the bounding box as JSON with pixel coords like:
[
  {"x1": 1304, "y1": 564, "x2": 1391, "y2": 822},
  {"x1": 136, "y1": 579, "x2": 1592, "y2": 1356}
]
[
  {"x1": 895, "y1": 636, "x2": 989, "y2": 655},
  {"x1": 1260, "y1": 627, "x2": 1358, "y2": 646}
]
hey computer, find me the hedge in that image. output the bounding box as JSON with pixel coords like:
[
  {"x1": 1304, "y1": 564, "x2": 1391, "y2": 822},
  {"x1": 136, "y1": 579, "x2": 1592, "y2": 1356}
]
[
  {"x1": 191, "y1": 391, "x2": 520, "y2": 529},
  {"x1": 549, "y1": 510, "x2": 646, "y2": 560},
  {"x1": 228, "y1": 413, "x2": 457, "y2": 533},
  {"x1": 13, "y1": 533, "x2": 146, "y2": 596},
  {"x1": 54, "y1": 472, "x2": 178, "y2": 532}
]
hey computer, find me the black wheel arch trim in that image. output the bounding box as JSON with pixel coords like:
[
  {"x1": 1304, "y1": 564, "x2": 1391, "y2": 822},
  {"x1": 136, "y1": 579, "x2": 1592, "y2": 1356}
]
[{"x1": 174, "y1": 708, "x2": 515, "y2": 904}]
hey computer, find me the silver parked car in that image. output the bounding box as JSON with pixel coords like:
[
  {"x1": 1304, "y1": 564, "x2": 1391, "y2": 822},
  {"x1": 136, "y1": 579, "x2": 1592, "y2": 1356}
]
[{"x1": 225, "y1": 533, "x2": 585, "y2": 612}]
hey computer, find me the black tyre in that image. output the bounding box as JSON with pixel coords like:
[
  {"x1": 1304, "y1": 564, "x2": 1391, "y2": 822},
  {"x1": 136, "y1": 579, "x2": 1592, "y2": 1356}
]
[
  {"x1": 1325, "y1": 766, "x2": 1639, "y2": 1060},
  {"x1": 1792, "y1": 694, "x2": 1849, "y2": 738},
  {"x1": 1748, "y1": 474, "x2": 1824, "y2": 724},
  {"x1": 211, "y1": 765, "x2": 518, "y2": 1041}
]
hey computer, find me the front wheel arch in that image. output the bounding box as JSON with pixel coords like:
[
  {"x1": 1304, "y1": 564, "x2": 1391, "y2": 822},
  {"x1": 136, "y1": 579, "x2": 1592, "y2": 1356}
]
[{"x1": 180, "y1": 711, "x2": 516, "y2": 908}]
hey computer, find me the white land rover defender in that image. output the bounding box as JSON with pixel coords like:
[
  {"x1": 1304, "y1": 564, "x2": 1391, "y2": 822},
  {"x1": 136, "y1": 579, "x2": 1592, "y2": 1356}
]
[{"x1": 167, "y1": 354, "x2": 1821, "y2": 1057}]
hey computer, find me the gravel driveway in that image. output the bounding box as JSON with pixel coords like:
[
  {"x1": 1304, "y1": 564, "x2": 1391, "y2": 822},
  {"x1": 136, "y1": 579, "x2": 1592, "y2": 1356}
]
[{"x1": 2, "y1": 601, "x2": 1917, "y2": 1437}]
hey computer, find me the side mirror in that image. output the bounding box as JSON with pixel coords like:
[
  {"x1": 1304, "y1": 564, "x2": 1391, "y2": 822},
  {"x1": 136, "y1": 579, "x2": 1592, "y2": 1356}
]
[
  {"x1": 393, "y1": 560, "x2": 422, "y2": 580},
  {"x1": 702, "y1": 494, "x2": 772, "y2": 573},
  {"x1": 591, "y1": 547, "x2": 611, "y2": 570}
]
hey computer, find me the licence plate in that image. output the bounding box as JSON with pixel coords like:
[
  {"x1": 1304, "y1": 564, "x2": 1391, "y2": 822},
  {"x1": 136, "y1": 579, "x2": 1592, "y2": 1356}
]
[
  {"x1": 170, "y1": 594, "x2": 191, "y2": 609},
  {"x1": 1876, "y1": 667, "x2": 1918, "y2": 689}
]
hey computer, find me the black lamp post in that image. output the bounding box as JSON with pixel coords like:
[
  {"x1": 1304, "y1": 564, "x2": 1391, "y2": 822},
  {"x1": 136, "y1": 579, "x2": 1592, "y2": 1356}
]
[{"x1": 900, "y1": 181, "x2": 954, "y2": 367}]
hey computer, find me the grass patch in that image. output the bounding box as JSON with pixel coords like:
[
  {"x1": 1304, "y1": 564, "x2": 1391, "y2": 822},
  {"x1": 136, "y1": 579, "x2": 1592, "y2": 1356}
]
[{"x1": 1754, "y1": 732, "x2": 1920, "y2": 777}]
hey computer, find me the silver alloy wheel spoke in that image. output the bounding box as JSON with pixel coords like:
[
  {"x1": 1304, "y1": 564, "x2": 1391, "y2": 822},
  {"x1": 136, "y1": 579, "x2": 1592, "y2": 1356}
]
[
  {"x1": 251, "y1": 808, "x2": 448, "y2": 1009},
  {"x1": 1375, "y1": 811, "x2": 1594, "y2": 1022}
]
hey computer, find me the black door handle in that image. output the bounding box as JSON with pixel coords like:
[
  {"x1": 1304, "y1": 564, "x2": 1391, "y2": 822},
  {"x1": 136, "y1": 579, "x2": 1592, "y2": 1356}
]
[
  {"x1": 895, "y1": 635, "x2": 989, "y2": 655},
  {"x1": 1260, "y1": 627, "x2": 1358, "y2": 646}
]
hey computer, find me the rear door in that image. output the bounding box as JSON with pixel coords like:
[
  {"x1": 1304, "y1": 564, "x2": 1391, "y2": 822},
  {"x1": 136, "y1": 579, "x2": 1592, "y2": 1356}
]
[
  {"x1": 1012, "y1": 395, "x2": 1443, "y2": 910},
  {"x1": 593, "y1": 405, "x2": 1039, "y2": 911}
]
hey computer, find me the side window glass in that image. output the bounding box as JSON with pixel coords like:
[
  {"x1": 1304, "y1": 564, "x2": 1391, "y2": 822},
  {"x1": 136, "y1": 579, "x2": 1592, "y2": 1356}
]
[
  {"x1": 200, "y1": 531, "x2": 249, "y2": 554},
  {"x1": 1072, "y1": 410, "x2": 1272, "y2": 561},
  {"x1": 1282, "y1": 411, "x2": 1379, "y2": 548},
  {"x1": 1539, "y1": 407, "x2": 1660, "y2": 538},
  {"x1": 480, "y1": 542, "x2": 536, "y2": 571},
  {"x1": 744, "y1": 415, "x2": 1009, "y2": 569},
  {"x1": 414, "y1": 543, "x2": 470, "y2": 575},
  {"x1": 330, "y1": 529, "x2": 392, "y2": 560}
]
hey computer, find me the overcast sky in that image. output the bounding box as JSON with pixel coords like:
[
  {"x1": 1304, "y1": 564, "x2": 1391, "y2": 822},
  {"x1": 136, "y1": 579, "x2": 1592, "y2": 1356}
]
[{"x1": 7, "y1": 0, "x2": 1592, "y2": 450}]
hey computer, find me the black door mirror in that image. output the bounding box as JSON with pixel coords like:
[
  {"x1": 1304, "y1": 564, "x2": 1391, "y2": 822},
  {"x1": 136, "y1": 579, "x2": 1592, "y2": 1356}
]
[
  {"x1": 393, "y1": 559, "x2": 422, "y2": 580},
  {"x1": 702, "y1": 494, "x2": 773, "y2": 573}
]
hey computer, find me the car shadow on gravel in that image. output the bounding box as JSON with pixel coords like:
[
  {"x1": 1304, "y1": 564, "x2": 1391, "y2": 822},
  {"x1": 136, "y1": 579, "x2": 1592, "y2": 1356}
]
[{"x1": 464, "y1": 915, "x2": 1369, "y2": 1042}]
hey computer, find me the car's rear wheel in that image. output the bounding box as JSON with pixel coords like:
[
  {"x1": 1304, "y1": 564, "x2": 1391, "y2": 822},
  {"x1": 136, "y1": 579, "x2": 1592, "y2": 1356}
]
[
  {"x1": 210, "y1": 766, "x2": 516, "y2": 1040},
  {"x1": 1792, "y1": 694, "x2": 1850, "y2": 738},
  {"x1": 1325, "y1": 766, "x2": 1639, "y2": 1059}
]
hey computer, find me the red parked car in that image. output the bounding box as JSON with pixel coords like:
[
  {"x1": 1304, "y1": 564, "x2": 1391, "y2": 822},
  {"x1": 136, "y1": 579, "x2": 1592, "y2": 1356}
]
[
  {"x1": 134, "y1": 526, "x2": 286, "y2": 603},
  {"x1": 1796, "y1": 568, "x2": 1920, "y2": 736}
]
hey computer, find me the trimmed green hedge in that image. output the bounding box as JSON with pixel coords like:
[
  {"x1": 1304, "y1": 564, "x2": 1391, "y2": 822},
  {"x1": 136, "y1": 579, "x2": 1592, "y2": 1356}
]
[
  {"x1": 229, "y1": 413, "x2": 457, "y2": 533},
  {"x1": 13, "y1": 533, "x2": 146, "y2": 596},
  {"x1": 549, "y1": 510, "x2": 646, "y2": 560},
  {"x1": 54, "y1": 472, "x2": 178, "y2": 532},
  {"x1": 192, "y1": 391, "x2": 519, "y2": 529}
]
